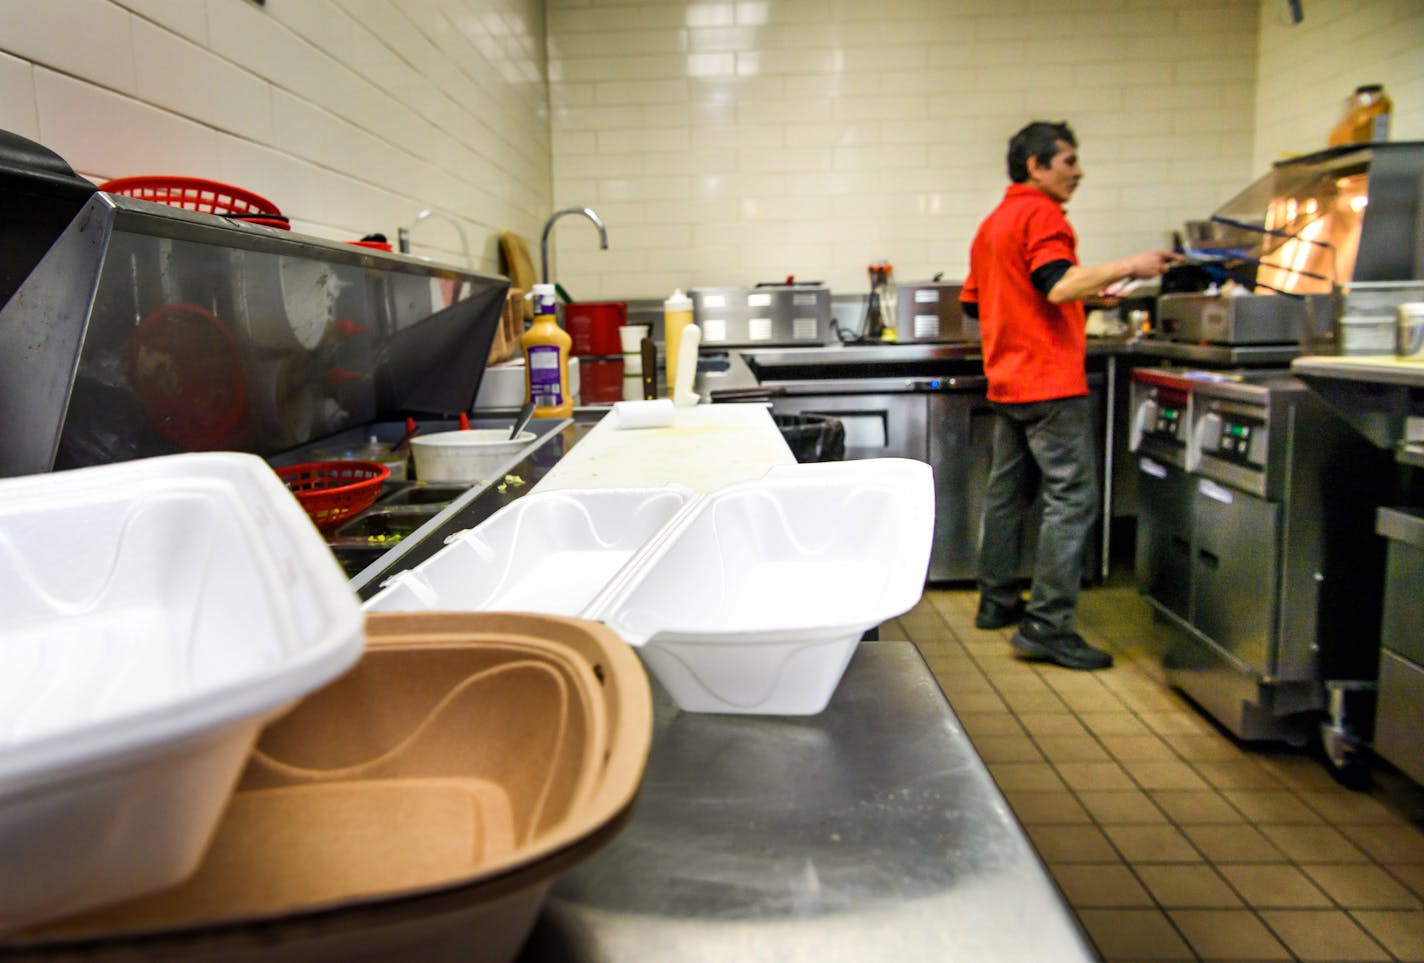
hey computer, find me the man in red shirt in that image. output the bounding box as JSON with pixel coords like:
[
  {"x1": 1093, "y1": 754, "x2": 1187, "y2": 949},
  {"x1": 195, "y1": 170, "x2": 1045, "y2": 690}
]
[{"x1": 961, "y1": 121, "x2": 1178, "y2": 670}]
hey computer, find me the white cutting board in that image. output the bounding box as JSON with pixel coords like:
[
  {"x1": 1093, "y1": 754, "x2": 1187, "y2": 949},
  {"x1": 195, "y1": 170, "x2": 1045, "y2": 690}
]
[{"x1": 535, "y1": 404, "x2": 794, "y2": 493}]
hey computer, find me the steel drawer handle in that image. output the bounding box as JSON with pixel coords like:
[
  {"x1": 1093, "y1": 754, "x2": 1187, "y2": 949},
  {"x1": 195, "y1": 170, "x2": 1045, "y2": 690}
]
[{"x1": 1198, "y1": 548, "x2": 1220, "y2": 570}]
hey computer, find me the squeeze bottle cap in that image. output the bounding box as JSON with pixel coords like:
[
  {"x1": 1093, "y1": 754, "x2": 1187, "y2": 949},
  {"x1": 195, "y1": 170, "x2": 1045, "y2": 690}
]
[
  {"x1": 530, "y1": 283, "x2": 558, "y2": 314},
  {"x1": 664, "y1": 288, "x2": 693, "y2": 311}
]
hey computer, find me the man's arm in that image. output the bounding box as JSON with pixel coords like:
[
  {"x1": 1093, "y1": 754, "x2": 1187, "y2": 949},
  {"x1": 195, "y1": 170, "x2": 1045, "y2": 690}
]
[{"x1": 1046, "y1": 250, "x2": 1181, "y2": 304}]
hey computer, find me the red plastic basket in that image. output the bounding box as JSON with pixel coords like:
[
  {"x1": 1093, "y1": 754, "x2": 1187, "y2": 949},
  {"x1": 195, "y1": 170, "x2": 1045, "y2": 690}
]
[
  {"x1": 99, "y1": 176, "x2": 288, "y2": 228},
  {"x1": 277, "y1": 461, "x2": 390, "y2": 531}
]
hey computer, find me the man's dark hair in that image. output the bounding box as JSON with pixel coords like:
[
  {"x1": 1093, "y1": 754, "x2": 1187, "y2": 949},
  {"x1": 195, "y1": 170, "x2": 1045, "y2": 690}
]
[{"x1": 1007, "y1": 121, "x2": 1076, "y2": 183}]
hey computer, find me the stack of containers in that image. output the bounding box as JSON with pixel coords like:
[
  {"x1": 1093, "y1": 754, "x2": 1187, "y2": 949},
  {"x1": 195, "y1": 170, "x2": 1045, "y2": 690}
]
[
  {"x1": 1337, "y1": 280, "x2": 1424, "y2": 355},
  {"x1": 618, "y1": 322, "x2": 651, "y2": 401},
  {"x1": 8, "y1": 611, "x2": 652, "y2": 962},
  {"x1": 0, "y1": 453, "x2": 365, "y2": 932},
  {"x1": 366, "y1": 458, "x2": 934, "y2": 714},
  {"x1": 1, "y1": 457, "x2": 656, "y2": 960}
]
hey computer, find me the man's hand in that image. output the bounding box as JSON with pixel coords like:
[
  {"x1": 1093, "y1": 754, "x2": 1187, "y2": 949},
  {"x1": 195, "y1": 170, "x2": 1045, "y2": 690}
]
[{"x1": 1120, "y1": 249, "x2": 1183, "y2": 279}]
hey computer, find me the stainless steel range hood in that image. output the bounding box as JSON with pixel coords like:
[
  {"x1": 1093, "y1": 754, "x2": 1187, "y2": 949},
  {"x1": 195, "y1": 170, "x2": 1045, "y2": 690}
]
[
  {"x1": 1156, "y1": 141, "x2": 1424, "y2": 347},
  {"x1": 0, "y1": 144, "x2": 508, "y2": 478}
]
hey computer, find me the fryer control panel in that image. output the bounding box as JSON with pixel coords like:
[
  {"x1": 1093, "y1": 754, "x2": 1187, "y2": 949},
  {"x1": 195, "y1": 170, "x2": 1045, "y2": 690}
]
[
  {"x1": 1149, "y1": 402, "x2": 1186, "y2": 442},
  {"x1": 1199, "y1": 411, "x2": 1268, "y2": 470},
  {"x1": 1131, "y1": 385, "x2": 1190, "y2": 453}
]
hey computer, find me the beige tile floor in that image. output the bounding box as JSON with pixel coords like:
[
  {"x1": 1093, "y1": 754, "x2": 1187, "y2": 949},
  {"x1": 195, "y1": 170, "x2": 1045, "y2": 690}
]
[{"x1": 881, "y1": 577, "x2": 1424, "y2": 962}]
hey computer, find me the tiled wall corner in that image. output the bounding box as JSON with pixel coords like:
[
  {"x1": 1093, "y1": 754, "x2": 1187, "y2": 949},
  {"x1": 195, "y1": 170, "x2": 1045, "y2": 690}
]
[
  {"x1": 1, "y1": 0, "x2": 552, "y2": 276},
  {"x1": 1253, "y1": 0, "x2": 1424, "y2": 172},
  {"x1": 0, "y1": 52, "x2": 40, "y2": 139}
]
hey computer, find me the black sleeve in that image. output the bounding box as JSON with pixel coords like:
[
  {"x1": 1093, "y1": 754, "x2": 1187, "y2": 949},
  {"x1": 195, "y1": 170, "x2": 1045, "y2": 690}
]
[
  {"x1": 961, "y1": 300, "x2": 978, "y2": 320},
  {"x1": 1030, "y1": 259, "x2": 1073, "y2": 297}
]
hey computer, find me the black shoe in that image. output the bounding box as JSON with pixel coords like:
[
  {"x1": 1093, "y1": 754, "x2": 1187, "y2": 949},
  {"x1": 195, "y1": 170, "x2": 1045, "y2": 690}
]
[
  {"x1": 975, "y1": 596, "x2": 1025, "y2": 630},
  {"x1": 1011, "y1": 622, "x2": 1113, "y2": 670}
]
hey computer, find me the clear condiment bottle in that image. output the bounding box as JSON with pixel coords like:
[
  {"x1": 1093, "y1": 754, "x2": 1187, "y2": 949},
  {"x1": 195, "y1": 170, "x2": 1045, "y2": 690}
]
[
  {"x1": 521, "y1": 283, "x2": 573, "y2": 417},
  {"x1": 1328, "y1": 84, "x2": 1392, "y2": 147}
]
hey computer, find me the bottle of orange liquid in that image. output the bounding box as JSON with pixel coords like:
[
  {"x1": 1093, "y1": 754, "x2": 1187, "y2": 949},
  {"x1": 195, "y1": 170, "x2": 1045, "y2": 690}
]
[
  {"x1": 1328, "y1": 84, "x2": 1392, "y2": 147},
  {"x1": 522, "y1": 283, "x2": 573, "y2": 417}
]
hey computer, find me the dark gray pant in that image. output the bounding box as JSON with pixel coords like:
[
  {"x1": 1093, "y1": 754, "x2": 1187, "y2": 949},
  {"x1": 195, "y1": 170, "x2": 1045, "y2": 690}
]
[{"x1": 977, "y1": 395, "x2": 1099, "y2": 635}]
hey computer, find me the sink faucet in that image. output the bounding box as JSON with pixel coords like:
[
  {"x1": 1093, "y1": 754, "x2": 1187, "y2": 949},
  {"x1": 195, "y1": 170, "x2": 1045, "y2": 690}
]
[
  {"x1": 397, "y1": 208, "x2": 473, "y2": 267},
  {"x1": 540, "y1": 207, "x2": 608, "y2": 284}
]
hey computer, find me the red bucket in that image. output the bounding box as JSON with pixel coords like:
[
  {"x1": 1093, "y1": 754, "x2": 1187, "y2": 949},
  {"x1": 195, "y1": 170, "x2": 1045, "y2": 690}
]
[
  {"x1": 579, "y1": 358, "x2": 625, "y2": 404},
  {"x1": 565, "y1": 302, "x2": 627, "y2": 356}
]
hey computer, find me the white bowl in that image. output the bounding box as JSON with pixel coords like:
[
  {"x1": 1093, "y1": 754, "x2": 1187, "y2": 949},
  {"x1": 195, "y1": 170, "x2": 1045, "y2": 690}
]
[
  {"x1": 0, "y1": 453, "x2": 364, "y2": 931},
  {"x1": 410, "y1": 429, "x2": 536, "y2": 483}
]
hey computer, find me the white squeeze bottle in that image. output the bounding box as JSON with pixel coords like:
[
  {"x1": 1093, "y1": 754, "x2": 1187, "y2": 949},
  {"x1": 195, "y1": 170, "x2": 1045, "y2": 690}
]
[
  {"x1": 522, "y1": 283, "x2": 573, "y2": 417},
  {"x1": 663, "y1": 288, "x2": 694, "y2": 400}
]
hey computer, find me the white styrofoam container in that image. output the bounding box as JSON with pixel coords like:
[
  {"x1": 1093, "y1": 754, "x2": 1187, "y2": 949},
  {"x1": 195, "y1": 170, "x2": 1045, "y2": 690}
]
[
  {"x1": 364, "y1": 486, "x2": 695, "y2": 615},
  {"x1": 0, "y1": 453, "x2": 365, "y2": 932},
  {"x1": 410, "y1": 429, "x2": 537, "y2": 483},
  {"x1": 585, "y1": 458, "x2": 934, "y2": 715},
  {"x1": 365, "y1": 458, "x2": 933, "y2": 716}
]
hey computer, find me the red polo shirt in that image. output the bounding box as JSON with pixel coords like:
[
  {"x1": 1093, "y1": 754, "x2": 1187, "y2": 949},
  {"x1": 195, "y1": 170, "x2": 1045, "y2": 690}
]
[{"x1": 962, "y1": 184, "x2": 1087, "y2": 403}]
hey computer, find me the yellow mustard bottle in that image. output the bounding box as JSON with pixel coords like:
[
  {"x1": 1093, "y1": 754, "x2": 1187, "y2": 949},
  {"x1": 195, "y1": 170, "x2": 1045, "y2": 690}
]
[
  {"x1": 663, "y1": 289, "x2": 694, "y2": 399},
  {"x1": 522, "y1": 283, "x2": 573, "y2": 417}
]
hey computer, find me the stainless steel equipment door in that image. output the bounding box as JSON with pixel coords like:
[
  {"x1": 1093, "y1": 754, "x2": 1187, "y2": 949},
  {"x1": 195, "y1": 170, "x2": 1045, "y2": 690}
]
[
  {"x1": 1135, "y1": 456, "x2": 1193, "y2": 621},
  {"x1": 927, "y1": 387, "x2": 995, "y2": 581},
  {"x1": 1191, "y1": 478, "x2": 1281, "y2": 673}
]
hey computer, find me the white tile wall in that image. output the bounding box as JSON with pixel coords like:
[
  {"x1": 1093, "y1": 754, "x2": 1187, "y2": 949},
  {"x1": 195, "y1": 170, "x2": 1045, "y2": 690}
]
[
  {"x1": 0, "y1": 0, "x2": 551, "y2": 274},
  {"x1": 2, "y1": 0, "x2": 1417, "y2": 301},
  {"x1": 0, "y1": 52, "x2": 39, "y2": 139},
  {"x1": 547, "y1": 0, "x2": 1265, "y2": 299},
  {"x1": 1253, "y1": 0, "x2": 1424, "y2": 171}
]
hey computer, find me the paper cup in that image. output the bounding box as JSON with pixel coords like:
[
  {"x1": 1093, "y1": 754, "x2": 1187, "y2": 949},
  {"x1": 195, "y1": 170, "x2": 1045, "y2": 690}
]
[{"x1": 618, "y1": 324, "x2": 650, "y2": 354}]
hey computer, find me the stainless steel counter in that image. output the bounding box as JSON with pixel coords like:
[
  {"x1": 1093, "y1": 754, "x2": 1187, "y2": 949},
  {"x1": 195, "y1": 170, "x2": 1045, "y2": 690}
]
[
  {"x1": 1111, "y1": 339, "x2": 1302, "y2": 366},
  {"x1": 1292, "y1": 353, "x2": 1424, "y2": 388},
  {"x1": 518, "y1": 642, "x2": 1096, "y2": 963},
  {"x1": 1291, "y1": 355, "x2": 1424, "y2": 461},
  {"x1": 731, "y1": 337, "x2": 1300, "y2": 370}
]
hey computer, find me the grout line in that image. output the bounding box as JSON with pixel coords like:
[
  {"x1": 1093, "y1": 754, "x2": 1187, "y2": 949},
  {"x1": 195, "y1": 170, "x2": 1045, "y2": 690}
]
[{"x1": 916, "y1": 584, "x2": 1424, "y2": 962}]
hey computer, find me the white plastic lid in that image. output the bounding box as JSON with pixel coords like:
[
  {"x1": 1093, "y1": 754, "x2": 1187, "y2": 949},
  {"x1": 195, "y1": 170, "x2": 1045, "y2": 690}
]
[
  {"x1": 664, "y1": 288, "x2": 692, "y2": 311},
  {"x1": 530, "y1": 283, "x2": 558, "y2": 313}
]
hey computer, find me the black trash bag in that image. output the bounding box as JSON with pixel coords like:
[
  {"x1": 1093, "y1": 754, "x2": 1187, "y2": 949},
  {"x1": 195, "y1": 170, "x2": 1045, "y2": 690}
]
[{"x1": 772, "y1": 413, "x2": 846, "y2": 463}]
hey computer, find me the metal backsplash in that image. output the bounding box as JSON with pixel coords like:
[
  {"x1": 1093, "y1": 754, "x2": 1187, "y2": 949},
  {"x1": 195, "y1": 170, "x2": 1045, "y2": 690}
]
[{"x1": 0, "y1": 193, "x2": 507, "y2": 478}]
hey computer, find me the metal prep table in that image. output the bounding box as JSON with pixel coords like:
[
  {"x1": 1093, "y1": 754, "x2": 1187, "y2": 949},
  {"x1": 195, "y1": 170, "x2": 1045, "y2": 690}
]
[
  {"x1": 518, "y1": 641, "x2": 1096, "y2": 963},
  {"x1": 1292, "y1": 354, "x2": 1424, "y2": 784}
]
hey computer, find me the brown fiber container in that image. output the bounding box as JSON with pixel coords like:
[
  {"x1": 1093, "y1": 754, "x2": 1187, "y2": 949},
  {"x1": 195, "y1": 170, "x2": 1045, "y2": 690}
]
[{"x1": 4, "y1": 612, "x2": 652, "y2": 963}]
